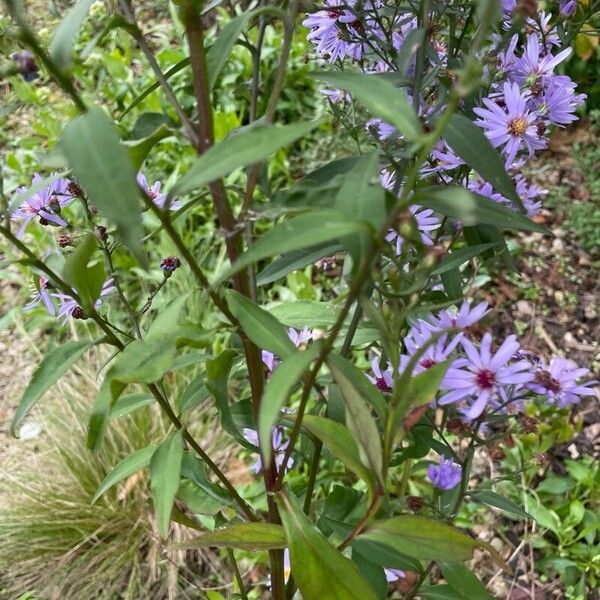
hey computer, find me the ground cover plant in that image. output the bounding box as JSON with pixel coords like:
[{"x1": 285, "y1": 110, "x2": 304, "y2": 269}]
[{"x1": 0, "y1": 0, "x2": 598, "y2": 598}]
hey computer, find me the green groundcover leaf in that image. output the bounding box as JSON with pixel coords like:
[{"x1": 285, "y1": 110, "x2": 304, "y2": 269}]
[
  {"x1": 11, "y1": 340, "x2": 92, "y2": 436},
  {"x1": 277, "y1": 492, "x2": 379, "y2": 600},
  {"x1": 172, "y1": 522, "x2": 287, "y2": 551}
]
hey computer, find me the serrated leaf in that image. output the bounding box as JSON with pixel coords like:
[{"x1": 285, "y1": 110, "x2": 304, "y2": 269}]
[
  {"x1": 415, "y1": 186, "x2": 548, "y2": 233},
  {"x1": 61, "y1": 107, "x2": 146, "y2": 264},
  {"x1": 11, "y1": 340, "x2": 92, "y2": 436},
  {"x1": 172, "y1": 522, "x2": 286, "y2": 551},
  {"x1": 277, "y1": 492, "x2": 379, "y2": 600},
  {"x1": 314, "y1": 71, "x2": 422, "y2": 143},
  {"x1": 91, "y1": 445, "x2": 156, "y2": 504},
  {"x1": 444, "y1": 113, "x2": 521, "y2": 207},
  {"x1": 172, "y1": 121, "x2": 321, "y2": 196},
  {"x1": 259, "y1": 344, "x2": 320, "y2": 465},
  {"x1": 150, "y1": 430, "x2": 184, "y2": 538},
  {"x1": 49, "y1": 0, "x2": 95, "y2": 70},
  {"x1": 226, "y1": 290, "x2": 296, "y2": 358},
  {"x1": 218, "y1": 210, "x2": 369, "y2": 283}
]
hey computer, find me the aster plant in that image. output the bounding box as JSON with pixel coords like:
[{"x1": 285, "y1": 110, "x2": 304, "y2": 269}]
[{"x1": 1, "y1": 0, "x2": 597, "y2": 599}]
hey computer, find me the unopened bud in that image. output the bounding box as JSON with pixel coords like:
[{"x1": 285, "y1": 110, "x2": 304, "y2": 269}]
[
  {"x1": 72, "y1": 306, "x2": 87, "y2": 320},
  {"x1": 489, "y1": 446, "x2": 505, "y2": 461},
  {"x1": 96, "y1": 225, "x2": 108, "y2": 242},
  {"x1": 57, "y1": 233, "x2": 73, "y2": 248},
  {"x1": 407, "y1": 496, "x2": 424, "y2": 512},
  {"x1": 67, "y1": 181, "x2": 84, "y2": 198},
  {"x1": 160, "y1": 256, "x2": 181, "y2": 275}
]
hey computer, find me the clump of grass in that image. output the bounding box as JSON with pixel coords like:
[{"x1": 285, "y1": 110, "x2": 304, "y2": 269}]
[{"x1": 0, "y1": 348, "x2": 230, "y2": 600}]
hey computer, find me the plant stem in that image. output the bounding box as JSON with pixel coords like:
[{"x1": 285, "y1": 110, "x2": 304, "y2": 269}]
[{"x1": 227, "y1": 548, "x2": 249, "y2": 600}]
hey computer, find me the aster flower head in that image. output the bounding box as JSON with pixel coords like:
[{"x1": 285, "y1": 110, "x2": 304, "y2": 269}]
[
  {"x1": 12, "y1": 173, "x2": 75, "y2": 237},
  {"x1": 515, "y1": 175, "x2": 546, "y2": 217},
  {"x1": 52, "y1": 278, "x2": 114, "y2": 324},
  {"x1": 366, "y1": 118, "x2": 397, "y2": 141},
  {"x1": 511, "y1": 34, "x2": 572, "y2": 88},
  {"x1": 242, "y1": 428, "x2": 293, "y2": 474},
  {"x1": 427, "y1": 456, "x2": 462, "y2": 490},
  {"x1": 24, "y1": 275, "x2": 55, "y2": 315},
  {"x1": 366, "y1": 356, "x2": 393, "y2": 393},
  {"x1": 137, "y1": 172, "x2": 181, "y2": 211},
  {"x1": 537, "y1": 77, "x2": 586, "y2": 126},
  {"x1": 429, "y1": 301, "x2": 490, "y2": 330},
  {"x1": 385, "y1": 206, "x2": 441, "y2": 255},
  {"x1": 262, "y1": 327, "x2": 313, "y2": 376},
  {"x1": 439, "y1": 333, "x2": 534, "y2": 419},
  {"x1": 422, "y1": 140, "x2": 465, "y2": 176},
  {"x1": 559, "y1": 0, "x2": 576, "y2": 17},
  {"x1": 468, "y1": 179, "x2": 510, "y2": 206},
  {"x1": 527, "y1": 357, "x2": 597, "y2": 408},
  {"x1": 474, "y1": 81, "x2": 547, "y2": 166}
]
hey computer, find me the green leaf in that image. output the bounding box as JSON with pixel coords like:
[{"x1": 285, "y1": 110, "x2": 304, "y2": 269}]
[
  {"x1": 110, "y1": 393, "x2": 153, "y2": 419},
  {"x1": 419, "y1": 585, "x2": 470, "y2": 599},
  {"x1": 49, "y1": 0, "x2": 95, "y2": 70},
  {"x1": 80, "y1": 14, "x2": 137, "y2": 60},
  {"x1": 444, "y1": 113, "x2": 521, "y2": 208},
  {"x1": 178, "y1": 372, "x2": 208, "y2": 413},
  {"x1": 359, "y1": 516, "x2": 498, "y2": 563},
  {"x1": 176, "y1": 480, "x2": 226, "y2": 516},
  {"x1": 314, "y1": 71, "x2": 422, "y2": 143},
  {"x1": 123, "y1": 123, "x2": 173, "y2": 170},
  {"x1": 60, "y1": 107, "x2": 146, "y2": 264},
  {"x1": 259, "y1": 344, "x2": 320, "y2": 465},
  {"x1": 112, "y1": 337, "x2": 178, "y2": 386},
  {"x1": 470, "y1": 490, "x2": 532, "y2": 520},
  {"x1": 439, "y1": 563, "x2": 494, "y2": 600},
  {"x1": 62, "y1": 233, "x2": 105, "y2": 311},
  {"x1": 302, "y1": 415, "x2": 375, "y2": 491},
  {"x1": 409, "y1": 361, "x2": 452, "y2": 407},
  {"x1": 415, "y1": 186, "x2": 548, "y2": 233},
  {"x1": 218, "y1": 210, "x2": 369, "y2": 283},
  {"x1": 256, "y1": 243, "x2": 343, "y2": 286},
  {"x1": 91, "y1": 445, "x2": 156, "y2": 504},
  {"x1": 11, "y1": 340, "x2": 92, "y2": 436},
  {"x1": 352, "y1": 552, "x2": 387, "y2": 600},
  {"x1": 432, "y1": 243, "x2": 499, "y2": 275},
  {"x1": 206, "y1": 6, "x2": 285, "y2": 90},
  {"x1": 172, "y1": 522, "x2": 287, "y2": 551},
  {"x1": 150, "y1": 430, "x2": 184, "y2": 538},
  {"x1": 226, "y1": 290, "x2": 296, "y2": 358},
  {"x1": 172, "y1": 121, "x2": 321, "y2": 196},
  {"x1": 181, "y1": 452, "x2": 234, "y2": 507},
  {"x1": 277, "y1": 492, "x2": 379, "y2": 600},
  {"x1": 327, "y1": 355, "x2": 384, "y2": 485}
]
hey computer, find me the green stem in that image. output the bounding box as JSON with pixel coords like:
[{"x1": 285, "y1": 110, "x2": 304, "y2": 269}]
[{"x1": 227, "y1": 548, "x2": 249, "y2": 600}]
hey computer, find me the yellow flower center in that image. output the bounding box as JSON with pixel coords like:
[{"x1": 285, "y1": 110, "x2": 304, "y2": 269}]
[{"x1": 508, "y1": 117, "x2": 528, "y2": 136}]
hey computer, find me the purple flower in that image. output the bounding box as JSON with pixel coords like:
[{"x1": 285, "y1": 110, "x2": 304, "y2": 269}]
[
  {"x1": 242, "y1": 428, "x2": 293, "y2": 474},
  {"x1": 510, "y1": 35, "x2": 571, "y2": 88},
  {"x1": 560, "y1": 0, "x2": 576, "y2": 16},
  {"x1": 427, "y1": 456, "x2": 462, "y2": 490},
  {"x1": 422, "y1": 140, "x2": 465, "y2": 175},
  {"x1": 52, "y1": 278, "x2": 114, "y2": 324},
  {"x1": 439, "y1": 333, "x2": 534, "y2": 419},
  {"x1": 515, "y1": 175, "x2": 545, "y2": 217},
  {"x1": 428, "y1": 301, "x2": 490, "y2": 330},
  {"x1": 24, "y1": 275, "x2": 55, "y2": 315},
  {"x1": 384, "y1": 568, "x2": 406, "y2": 582},
  {"x1": 385, "y1": 206, "x2": 441, "y2": 254},
  {"x1": 538, "y1": 77, "x2": 585, "y2": 126},
  {"x1": 366, "y1": 356, "x2": 393, "y2": 393},
  {"x1": 12, "y1": 173, "x2": 75, "y2": 237},
  {"x1": 366, "y1": 118, "x2": 397, "y2": 141},
  {"x1": 468, "y1": 179, "x2": 509, "y2": 206},
  {"x1": 10, "y1": 50, "x2": 38, "y2": 81},
  {"x1": 262, "y1": 327, "x2": 313, "y2": 376},
  {"x1": 474, "y1": 82, "x2": 546, "y2": 165},
  {"x1": 527, "y1": 357, "x2": 597, "y2": 408},
  {"x1": 137, "y1": 173, "x2": 181, "y2": 211}
]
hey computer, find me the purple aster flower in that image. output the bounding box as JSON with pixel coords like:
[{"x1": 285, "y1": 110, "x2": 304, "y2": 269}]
[
  {"x1": 468, "y1": 179, "x2": 509, "y2": 206},
  {"x1": 501, "y1": 0, "x2": 516, "y2": 16},
  {"x1": 242, "y1": 427, "x2": 293, "y2": 474},
  {"x1": 366, "y1": 118, "x2": 397, "y2": 141},
  {"x1": 538, "y1": 77, "x2": 585, "y2": 126},
  {"x1": 24, "y1": 275, "x2": 55, "y2": 315},
  {"x1": 515, "y1": 175, "x2": 545, "y2": 217},
  {"x1": 527, "y1": 357, "x2": 597, "y2": 408},
  {"x1": 422, "y1": 140, "x2": 465, "y2": 176},
  {"x1": 439, "y1": 333, "x2": 534, "y2": 419},
  {"x1": 262, "y1": 327, "x2": 313, "y2": 376},
  {"x1": 384, "y1": 568, "x2": 406, "y2": 582},
  {"x1": 385, "y1": 206, "x2": 441, "y2": 255},
  {"x1": 510, "y1": 35, "x2": 571, "y2": 88},
  {"x1": 10, "y1": 50, "x2": 38, "y2": 81},
  {"x1": 137, "y1": 173, "x2": 181, "y2": 211},
  {"x1": 427, "y1": 456, "x2": 462, "y2": 490},
  {"x1": 320, "y1": 88, "x2": 349, "y2": 103},
  {"x1": 11, "y1": 173, "x2": 75, "y2": 237},
  {"x1": 560, "y1": 0, "x2": 576, "y2": 16},
  {"x1": 52, "y1": 278, "x2": 114, "y2": 324},
  {"x1": 366, "y1": 356, "x2": 393, "y2": 393},
  {"x1": 428, "y1": 301, "x2": 490, "y2": 330},
  {"x1": 474, "y1": 81, "x2": 547, "y2": 166},
  {"x1": 526, "y1": 13, "x2": 561, "y2": 50}
]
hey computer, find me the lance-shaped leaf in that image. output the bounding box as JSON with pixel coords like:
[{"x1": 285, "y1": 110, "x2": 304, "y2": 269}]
[
  {"x1": 91, "y1": 445, "x2": 156, "y2": 504},
  {"x1": 110, "y1": 393, "x2": 154, "y2": 419},
  {"x1": 328, "y1": 354, "x2": 384, "y2": 484},
  {"x1": 61, "y1": 107, "x2": 146, "y2": 264},
  {"x1": 226, "y1": 290, "x2": 296, "y2": 358},
  {"x1": 469, "y1": 490, "x2": 532, "y2": 520},
  {"x1": 314, "y1": 71, "x2": 422, "y2": 142},
  {"x1": 176, "y1": 480, "x2": 226, "y2": 516},
  {"x1": 259, "y1": 344, "x2": 321, "y2": 464},
  {"x1": 277, "y1": 491, "x2": 379, "y2": 600},
  {"x1": 432, "y1": 242, "x2": 499, "y2": 275},
  {"x1": 150, "y1": 430, "x2": 184, "y2": 539},
  {"x1": 11, "y1": 340, "x2": 92, "y2": 436},
  {"x1": 173, "y1": 522, "x2": 287, "y2": 551},
  {"x1": 358, "y1": 515, "x2": 506, "y2": 567},
  {"x1": 444, "y1": 113, "x2": 521, "y2": 208},
  {"x1": 218, "y1": 210, "x2": 369, "y2": 283},
  {"x1": 49, "y1": 0, "x2": 95, "y2": 70},
  {"x1": 414, "y1": 186, "x2": 548, "y2": 233},
  {"x1": 172, "y1": 121, "x2": 321, "y2": 196},
  {"x1": 302, "y1": 415, "x2": 375, "y2": 492},
  {"x1": 439, "y1": 563, "x2": 495, "y2": 600},
  {"x1": 123, "y1": 123, "x2": 173, "y2": 170}
]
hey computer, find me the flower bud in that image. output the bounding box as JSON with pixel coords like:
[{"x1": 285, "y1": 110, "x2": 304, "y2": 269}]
[
  {"x1": 96, "y1": 226, "x2": 108, "y2": 242},
  {"x1": 160, "y1": 256, "x2": 181, "y2": 275},
  {"x1": 72, "y1": 306, "x2": 87, "y2": 320},
  {"x1": 406, "y1": 496, "x2": 424, "y2": 512},
  {"x1": 57, "y1": 233, "x2": 73, "y2": 248}
]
